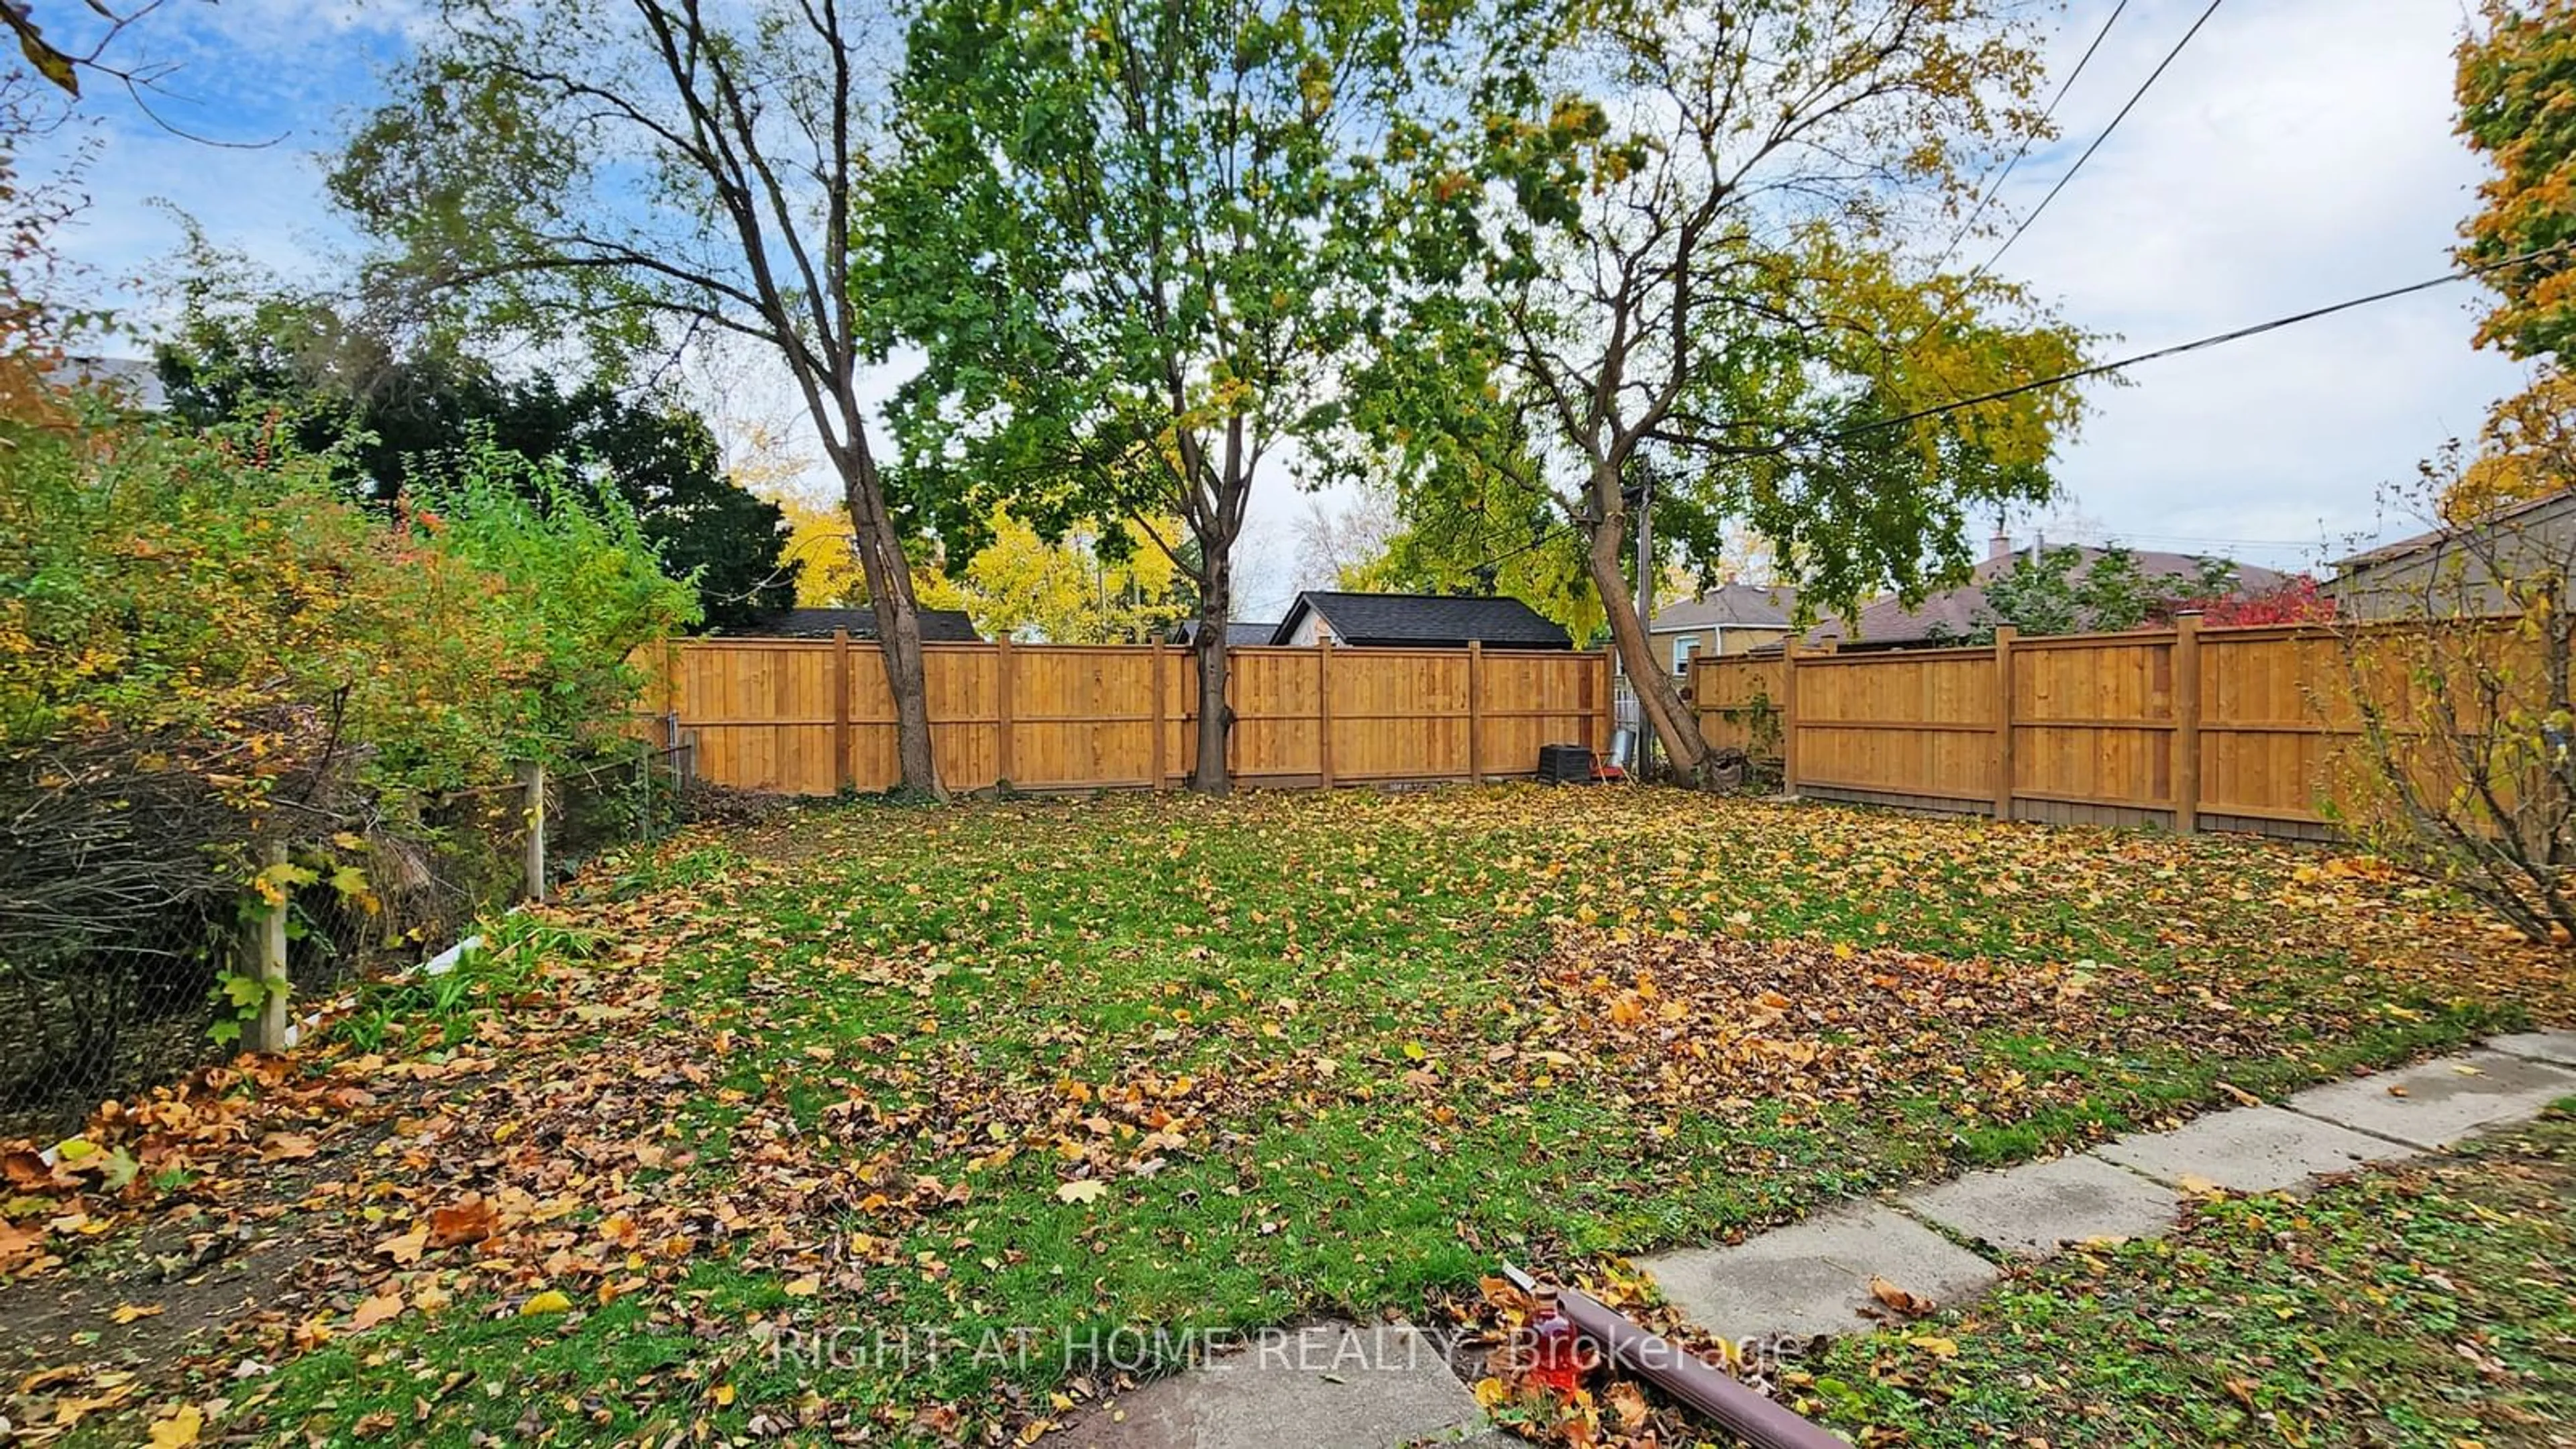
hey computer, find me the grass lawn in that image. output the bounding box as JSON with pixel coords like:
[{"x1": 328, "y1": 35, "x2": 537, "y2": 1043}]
[
  {"x1": 0, "y1": 786, "x2": 2565, "y2": 1445},
  {"x1": 1807, "y1": 1104, "x2": 2576, "y2": 1446}
]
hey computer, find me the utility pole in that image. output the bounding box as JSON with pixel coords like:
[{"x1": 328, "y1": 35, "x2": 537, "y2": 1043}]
[{"x1": 1633, "y1": 464, "x2": 1656, "y2": 780}]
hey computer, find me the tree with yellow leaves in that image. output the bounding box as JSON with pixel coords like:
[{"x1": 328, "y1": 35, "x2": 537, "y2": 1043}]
[
  {"x1": 773, "y1": 494, "x2": 872, "y2": 610},
  {"x1": 917, "y1": 513, "x2": 1187, "y2": 644},
  {"x1": 2450, "y1": 0, "x2": 2576, "y2": 521},
  {"x1": 775, "y1": 497, "x2": 1187, "y2": 643},
  {"x1": 2459, "y1": 0, "x2": 2576, "y2": 363}
]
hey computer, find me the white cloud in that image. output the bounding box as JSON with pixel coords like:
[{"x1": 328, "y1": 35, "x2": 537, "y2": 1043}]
[{"x1": 1992, "y1": 0, "x2": 2533, "y2": 572}]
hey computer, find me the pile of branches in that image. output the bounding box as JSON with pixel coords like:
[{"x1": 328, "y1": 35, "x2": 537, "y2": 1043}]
[
  {"x1": 0, "y1": 708, "x2": 361, "y2": 955},
  {"x1": 0, "y1": 706, "x2": 386, "y2": 1121}
]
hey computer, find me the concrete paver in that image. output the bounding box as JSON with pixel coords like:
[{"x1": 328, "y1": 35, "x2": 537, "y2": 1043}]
[
  {"x1": 1901, "y1": 1153, "x2": 2181, "y2": 1257},
  {"x1": 2094, "y1": 1104, "x2": 2408, "y2": 1193},
  {"x1": 2286, "y1": 1051, "x2": 2576, "y2": 1150},
  {"x1": 1637, "y1": 1204, "x2": 1997, "y2": 1340},
  {"x1": 2490, "y1": 1031, "x2": 2576, "y2": 1069},
  {"x1": 1056, "y1": 1323, "x2": 1485, "y2": 1449}
]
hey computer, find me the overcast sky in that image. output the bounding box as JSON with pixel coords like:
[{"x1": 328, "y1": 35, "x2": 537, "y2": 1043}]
[{"x1": 41, "y1": 0, "x2": 2535, "y2": 614}]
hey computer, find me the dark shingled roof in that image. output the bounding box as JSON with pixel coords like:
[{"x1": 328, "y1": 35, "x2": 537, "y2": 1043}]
[
  {"x1": 720, "y1": 607, "x2": 982, "y2": 642},
  {"x1": 1274, "y1": 591, "x2": 1572, "y2": 649},
  {"x1": 1168, "y1": 620, "x2": 1281, "y2": 647}
]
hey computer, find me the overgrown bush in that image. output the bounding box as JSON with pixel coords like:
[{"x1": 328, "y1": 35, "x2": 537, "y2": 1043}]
[{"x1": 0, "y1": 399, "x2": 696, "y2": 1122}]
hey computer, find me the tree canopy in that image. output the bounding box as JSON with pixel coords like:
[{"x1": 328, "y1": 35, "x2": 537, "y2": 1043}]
[
  {"x1": 1351, "y1": 0, "x2": 2094, "y2": 778},
  {"x1": 331, "y1": 0, "x2": 952, "y2": 794},
  {"x1": 2458, "y1": 0, "x2": 2576, "y2": 362},
  {"x1": 866, "y1": 0, "x2": 1426, "y2": 788},
  {"x1": 157, "y1": 297, "x2": 794, "y2": 631}
]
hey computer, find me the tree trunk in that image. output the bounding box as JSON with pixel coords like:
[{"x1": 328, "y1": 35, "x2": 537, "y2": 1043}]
[
  {"x1": 840, "y1": 451, "x2": 947, "y2": 800},
  {"x1": 1583, "y1": 463, "x2": 1712, "y2": 782},
  {"x1": 1191, "y1": 551, "x2": 1233, "y2": 795}
]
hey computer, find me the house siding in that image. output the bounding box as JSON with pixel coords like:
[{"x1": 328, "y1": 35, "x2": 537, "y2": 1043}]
[
  {"x1": 2330, "y1": 494, "x2": 2576, "y2": 621},
  {"x1": 1652, "y1": 624, "x2": 1793, "y2": 672}
]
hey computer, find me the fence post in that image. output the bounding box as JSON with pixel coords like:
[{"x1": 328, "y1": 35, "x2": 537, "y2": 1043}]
[
  {"x1": 832, "y1": 626, "x2": 854, "y2": 792},
  {"x1": 996, "y1": 637, "x2": 1016, "y2": 790},
  {"x1": 517, "y1": 760, "x2": 547, "y2": 903},
  {"x1": 1150, "y1": 639, "x2": 1168, "y2": 790},
  {"x1": 1780, "y1": 648, "x2": 1801, "y2": 796},
  {"x1": 1316, "y1": 635, "x2": 1336, "y2": 788},
  {"x1": 1466, "y1": 639, "x2": 1485, "y2": 784},
  {"x1": 1595, "y1": 651, "x2": 1613, "y2": 762},
  {"x1": 246, "y1": 839, "x2": 291, "y2": 1053},
  {"x1": 1992, "y1": 627, "x2": 2017, "y2": 822},
  {"x1": 2173, "y1": 612, "x2": 2202, "y2": 835}
]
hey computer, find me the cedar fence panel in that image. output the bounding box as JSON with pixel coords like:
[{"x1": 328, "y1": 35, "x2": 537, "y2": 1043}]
[
  {"x1": 1690, "y1": 619, "x2": 2546, "y2": 842},
  {"x1": 1692, "y1": 655, "x2": 1787, "y2": 757},
  {"x1": 1795, "y1": 647, "x2": 1998, "y2": 808},
  {"x1": 649, "y1": 637, "x2": 1612, "y2": 795}
]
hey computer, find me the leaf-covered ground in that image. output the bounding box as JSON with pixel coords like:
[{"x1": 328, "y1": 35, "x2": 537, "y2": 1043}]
[{"x1": 0, "y1": 786, "x2": 2565, "y2": 1445}]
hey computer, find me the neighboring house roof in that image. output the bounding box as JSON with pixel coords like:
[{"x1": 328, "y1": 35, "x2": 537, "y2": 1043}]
[
  {"x1": 1273, "y1": 591, "x2": 1572, "y2": 649},
  {"x1": 1168, "y1": 619, "x2": 1281, "y2": 647},
  {"x1": 720, "y1": 607, "x2": 982, "y2": 642},
  {"x1": 1799, "y1": 545, "x2": 2287, "y2": 651},
  {"x1": 48, "y1": 356, "x2": 166, "y2": 411},
  {"x1": 2332, "y1": 489, "x2": 2576, "y2": 574},
  {"x1": 1648, "y1": 584, "x2": 1799, "y2": 633}
]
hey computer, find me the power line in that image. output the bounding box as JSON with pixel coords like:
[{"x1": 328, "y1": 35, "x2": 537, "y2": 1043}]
[
  {"x1": 1973, "y1": 0, "x2": 2228, "y2": 283},
  {"x1": 1437, "y1": 241, "x2": 2571, "y2": 579},
  {"x1": 1828, "y1": 238, "x2": 2576, "y2": 443},
  {"x1": 2102, "y1": 531, "x2": 2331, "y2": 549},
  {"x1": 1935, "y1": 0, "x2": 2134, "y2": 271}
]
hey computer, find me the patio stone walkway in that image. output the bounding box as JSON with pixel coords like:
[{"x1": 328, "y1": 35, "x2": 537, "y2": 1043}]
[{"x1": 1058, "y1": 1033, "x2": 2576, "y2": 1447}]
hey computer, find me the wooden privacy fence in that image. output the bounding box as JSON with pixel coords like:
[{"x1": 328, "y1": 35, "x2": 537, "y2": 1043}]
[
  {"x1": 644, "y1": 637, "x2": 1615, "y2": 795},
  {"x1": 1690, "y1": 619, "x2": 2441, "y2": 841}
]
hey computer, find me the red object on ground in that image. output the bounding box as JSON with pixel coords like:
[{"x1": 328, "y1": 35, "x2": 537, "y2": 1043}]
[
  {"x1": 1513, "y1": 1267, "x2": 1846, "y2": 1449},
  {"x1": 1527, "y1": 1287, "x2": 1595, "y2": 1398}
]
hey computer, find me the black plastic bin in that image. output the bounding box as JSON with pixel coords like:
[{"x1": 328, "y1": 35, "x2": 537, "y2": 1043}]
[{"x1": 1537, "y1": 743, "x2": 1595, "y2": 784}]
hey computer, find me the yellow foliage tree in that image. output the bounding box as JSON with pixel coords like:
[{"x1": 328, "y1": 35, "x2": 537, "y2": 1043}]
[
  {"x1": 2450, "y1": 368, "x2": 2576, "y2": 523},
  {"x1": 776, "y1": 498, "x2": 1186, "y2": 642},
  {"x1": 772, "y1": 493, "x2": 871, "y2": 608},
  {"x1": 2447, "y1": 1, "x2": 2576, "y2": 523},
  {"x1": 918, "y1": 512, "x2": 1187, "y2": 643}
]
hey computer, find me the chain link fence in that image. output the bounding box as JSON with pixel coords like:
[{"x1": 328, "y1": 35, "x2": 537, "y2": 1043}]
[{"x1": 0, "y1": 739, "x2": 693, "y2": 1142}]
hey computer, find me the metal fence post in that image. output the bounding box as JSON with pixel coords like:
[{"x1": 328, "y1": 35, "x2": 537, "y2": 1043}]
[
  {"x1": 518, "y1": 760, "x2": 548, "y2": 902},
  {"x1": 246, "y1": 840, "x2": 290, "y2": 1053}
]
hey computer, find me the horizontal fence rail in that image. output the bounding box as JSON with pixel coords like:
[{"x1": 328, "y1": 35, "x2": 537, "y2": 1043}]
[
  {"x1": 1690, "y1": 618, "x2": 2517, "y2": 842},
  {"x1": 643, "y1": 637, "x2": 1615, "y2": 795}
]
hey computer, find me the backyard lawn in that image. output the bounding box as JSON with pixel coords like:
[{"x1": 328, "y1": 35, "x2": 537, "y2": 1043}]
[{"x1": 0, "y1": 786, "x2": 2565, "y2": 1445}]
